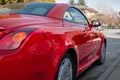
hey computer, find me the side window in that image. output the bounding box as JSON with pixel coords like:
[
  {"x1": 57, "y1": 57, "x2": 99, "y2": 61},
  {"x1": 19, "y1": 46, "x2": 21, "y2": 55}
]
[
  {"x1": 68, "y1": 7, "x2": 88, "y2": 25},
  {"x1": 63, "y1": 10, "x2": 74, "y2": 22}
]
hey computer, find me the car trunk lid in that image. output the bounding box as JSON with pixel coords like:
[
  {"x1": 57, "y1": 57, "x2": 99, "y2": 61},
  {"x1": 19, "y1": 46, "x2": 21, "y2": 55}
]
[{"x1": 0, "y1": 14, "x2": 63, "y2": 30}]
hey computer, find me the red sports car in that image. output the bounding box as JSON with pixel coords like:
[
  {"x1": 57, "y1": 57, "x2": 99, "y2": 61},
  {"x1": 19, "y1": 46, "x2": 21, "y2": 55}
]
[{"x1": 0, "y1": 2, "x2": 106, "y2": 80}]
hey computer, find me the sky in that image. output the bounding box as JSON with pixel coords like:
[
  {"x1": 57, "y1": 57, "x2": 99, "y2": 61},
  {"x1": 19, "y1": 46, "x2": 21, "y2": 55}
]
[
  {"x1": 55, "y1": 0, "x2": 71, "y2": 4},
  {"x1": 85, "y1": 0, "x2": 120, "y2": 12},
  {"x1": 55, "y1": 0, "x2": 120, "y2": 12}
]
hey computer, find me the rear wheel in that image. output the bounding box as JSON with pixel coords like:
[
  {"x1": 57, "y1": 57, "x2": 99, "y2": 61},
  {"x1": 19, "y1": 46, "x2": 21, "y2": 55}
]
[
  {"x1": 96, "y1": 42, "x2": 106, "y2": 64},
  {"x1": 55, "y1": 54, "x2": 76, "y2": 80}
]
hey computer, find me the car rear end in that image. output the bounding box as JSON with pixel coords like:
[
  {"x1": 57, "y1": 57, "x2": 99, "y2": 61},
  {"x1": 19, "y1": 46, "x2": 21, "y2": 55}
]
[{"x1": 0, "y1": 27, "x2": 56, "y2": 80}]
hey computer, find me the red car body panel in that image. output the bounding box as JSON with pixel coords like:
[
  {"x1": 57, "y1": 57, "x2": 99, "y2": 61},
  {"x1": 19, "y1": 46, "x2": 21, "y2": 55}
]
[
  {"x1": 0, "y1": 3, "x2": 106, "y2": 80},
  {"x1": 47, "y1": 4, "x2": 70, "y2": 19}
]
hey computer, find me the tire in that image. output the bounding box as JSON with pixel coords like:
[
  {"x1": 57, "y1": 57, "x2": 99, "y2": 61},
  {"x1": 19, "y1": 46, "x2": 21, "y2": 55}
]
[
  {"x1": 96, "y1": 42, "x2": 106, "y2": 65},
  {"x1": 55, "y1": 54, "x2": 76, "y2": 80}
]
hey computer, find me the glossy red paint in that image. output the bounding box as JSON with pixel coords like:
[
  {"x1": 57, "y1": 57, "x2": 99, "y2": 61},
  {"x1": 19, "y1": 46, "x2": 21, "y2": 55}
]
[{"x1": 0, "y1": 2, "x2": 106, "y2": 80}]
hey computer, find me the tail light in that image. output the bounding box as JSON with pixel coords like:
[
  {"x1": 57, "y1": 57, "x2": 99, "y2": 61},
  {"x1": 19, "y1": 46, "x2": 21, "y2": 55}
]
[{"x1": 0, "y1": 32, "x2": 28, "y2": 50}]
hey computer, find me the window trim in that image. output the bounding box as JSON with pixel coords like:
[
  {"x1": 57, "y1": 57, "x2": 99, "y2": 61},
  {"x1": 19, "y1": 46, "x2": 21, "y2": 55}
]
[{"x1": 66, "y1": 7, "x2": 90, "y2": 26}]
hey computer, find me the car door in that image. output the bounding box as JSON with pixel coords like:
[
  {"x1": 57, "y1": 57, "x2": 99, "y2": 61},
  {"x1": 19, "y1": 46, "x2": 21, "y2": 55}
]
[
  {"x1": 90, "y1": 29, "x2": 102, "y2": 57},
  {"x1": 63, "y1": 7, "x2": 94, "y2": 66}
]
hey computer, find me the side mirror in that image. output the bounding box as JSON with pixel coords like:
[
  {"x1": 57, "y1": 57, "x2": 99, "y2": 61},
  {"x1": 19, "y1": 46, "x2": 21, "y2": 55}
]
[{"x1": 91, "y1": 20, "x2": 101, "y2": 27}]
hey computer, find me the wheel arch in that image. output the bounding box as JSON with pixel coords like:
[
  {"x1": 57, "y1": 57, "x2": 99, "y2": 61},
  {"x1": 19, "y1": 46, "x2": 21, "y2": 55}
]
[
  {"x1": 101, "y1": 33, "x2": 107, "y2": 48},
  {"x1": 96, "y1": 35, "x2": 107, "y2": 58},
  {"x1": 96, "y1": 37, "x2": 107, "y2": 65},
  {"x1": 65, "y1": 48, "x2": 78, "y2": 72},
  {"x1": 54, "y1": 47, "x2": 78, "y2": 80},
  {"x1": 63, "y1": 48, "x2": 78, "y2": 76},
  {"x1": 104, "y1": 38, "x2": 107, "y2": 48}
]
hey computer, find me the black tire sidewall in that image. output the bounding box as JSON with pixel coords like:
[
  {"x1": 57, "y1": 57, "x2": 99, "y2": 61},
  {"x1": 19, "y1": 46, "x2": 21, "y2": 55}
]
[{"x1": 96, "y1": 42, "x2": 106, "y2": 65}]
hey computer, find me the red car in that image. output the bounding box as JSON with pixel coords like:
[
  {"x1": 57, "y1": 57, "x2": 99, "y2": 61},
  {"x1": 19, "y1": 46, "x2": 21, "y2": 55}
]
[{"x1": 0, "y1": 2, "x2": 106, "y2": 80}]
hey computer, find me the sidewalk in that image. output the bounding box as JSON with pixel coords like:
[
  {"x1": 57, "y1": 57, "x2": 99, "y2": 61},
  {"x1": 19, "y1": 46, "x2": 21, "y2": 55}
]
[{"x1": 97, "y1": 54, "x2": 120, "y2": 80}]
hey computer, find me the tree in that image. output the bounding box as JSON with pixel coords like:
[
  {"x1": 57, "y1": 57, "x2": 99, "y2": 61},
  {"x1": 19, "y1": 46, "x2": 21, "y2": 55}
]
[
  {"x1": 17, "y1": 0, "x2": 24, "y2": 3},
  {"x1": 71, "y1": 0, "x2": 86, "y2": 5},
  {"x1": 1, "y1": 0, "x2": 6, "y2": 5},
  {"x1": 70, "y1": 0, "x2": 74, "y2": 5},
  {"x1": 79, "y1": 0, "x2": 86, "y2": 5},
  {"x1": 89, "y1": 0, "x2": 119, "y2": 29}
]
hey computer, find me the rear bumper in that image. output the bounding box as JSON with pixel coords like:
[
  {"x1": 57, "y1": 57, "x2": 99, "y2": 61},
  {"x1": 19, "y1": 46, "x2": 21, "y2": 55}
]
[{"x1": 0, "y1": 49, "x2": 55, "y2": 80}]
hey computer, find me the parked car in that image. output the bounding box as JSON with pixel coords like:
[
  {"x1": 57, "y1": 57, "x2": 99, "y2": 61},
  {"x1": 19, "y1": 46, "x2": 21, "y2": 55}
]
[
  {"x1": 0, "y1": 2, "x2": 106, "y2": 80},
  {"x1": 108, "y1": 25, "x2": 117, "y2": 29}
]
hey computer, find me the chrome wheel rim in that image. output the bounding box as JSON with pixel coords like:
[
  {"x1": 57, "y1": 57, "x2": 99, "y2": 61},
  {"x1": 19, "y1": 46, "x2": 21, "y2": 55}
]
[
  {"x1": 58, "y1": 58, "x2": 72, "y2": 80},
  {"x1": 101, "y1": 43, "x2": 106, "y2": 63}
]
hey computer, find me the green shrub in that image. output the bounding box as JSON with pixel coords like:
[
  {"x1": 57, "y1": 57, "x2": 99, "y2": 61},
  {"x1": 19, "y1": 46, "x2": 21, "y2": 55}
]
[{"x1": 117, "y1": 26, "x2": 120, "y2": 29}]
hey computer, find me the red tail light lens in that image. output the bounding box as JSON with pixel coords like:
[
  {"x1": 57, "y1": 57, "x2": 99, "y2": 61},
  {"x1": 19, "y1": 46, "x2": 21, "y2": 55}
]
[{"x1": 0, "y1": 32, "x2": 27, "y2": 50}]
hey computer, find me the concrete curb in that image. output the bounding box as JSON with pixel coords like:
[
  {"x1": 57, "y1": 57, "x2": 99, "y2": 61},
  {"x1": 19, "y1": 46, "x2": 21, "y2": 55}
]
[{"x1": 97, "y1": 54, "x2": 120, "y2": 80}]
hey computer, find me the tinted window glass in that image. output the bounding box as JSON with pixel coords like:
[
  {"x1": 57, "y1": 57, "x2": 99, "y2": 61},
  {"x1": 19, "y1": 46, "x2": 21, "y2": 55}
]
[
  {"x1": 64, "y1": 10, "x2": 74, "y2": 22},
  {"x1": 68, "y1": 7, "x2": 88, "y2": 25},
  {"x1": 15, "y1": 3, "x2": 56, "y2": 16}
]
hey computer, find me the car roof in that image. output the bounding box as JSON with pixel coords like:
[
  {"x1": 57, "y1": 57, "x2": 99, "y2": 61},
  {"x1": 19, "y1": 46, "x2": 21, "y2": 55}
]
[{"x1": 27, "y1": 2, "x2": 71, "y2": 19}]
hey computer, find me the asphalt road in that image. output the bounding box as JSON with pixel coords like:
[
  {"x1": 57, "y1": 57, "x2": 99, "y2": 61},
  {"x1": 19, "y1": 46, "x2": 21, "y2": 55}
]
[{"x1": 77, "y1": 29, "x2": 120, "y2": 80}]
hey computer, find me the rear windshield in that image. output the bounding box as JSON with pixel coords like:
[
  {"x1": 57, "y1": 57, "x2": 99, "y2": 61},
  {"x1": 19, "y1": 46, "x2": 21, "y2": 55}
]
[{"x1": 15, "y1": 3, "x2": 56, "y2": 16}]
